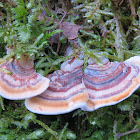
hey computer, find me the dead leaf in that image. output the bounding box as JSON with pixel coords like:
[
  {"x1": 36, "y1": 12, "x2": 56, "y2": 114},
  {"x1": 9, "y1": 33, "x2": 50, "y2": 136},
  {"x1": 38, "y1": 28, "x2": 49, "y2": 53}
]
[
  {"x1": 60, "y1": 22, "x2": 84, "y2": 40},
  {"x1": 37, "y1": 14, "x2": 84, "y2": 41},
  {"x1": 37, "y1": 14, "x2": 45, "y2": 21}
]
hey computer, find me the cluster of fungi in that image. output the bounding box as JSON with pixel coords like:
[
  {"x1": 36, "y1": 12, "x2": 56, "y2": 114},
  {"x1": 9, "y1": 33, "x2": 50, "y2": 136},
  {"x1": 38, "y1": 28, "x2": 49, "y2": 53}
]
[{"x1": 0, "y1": 49, "x2": 140, "y2": 115}]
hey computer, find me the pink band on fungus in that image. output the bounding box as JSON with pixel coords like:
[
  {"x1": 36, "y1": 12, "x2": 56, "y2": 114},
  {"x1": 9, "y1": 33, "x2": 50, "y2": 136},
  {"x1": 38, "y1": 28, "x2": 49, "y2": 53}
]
[
  {"x1": 0, "y1": 55, "x2": 50, "y2": 100},
  {"x1": 25, "y1": 56, "x2": 140, "y2": 115}
]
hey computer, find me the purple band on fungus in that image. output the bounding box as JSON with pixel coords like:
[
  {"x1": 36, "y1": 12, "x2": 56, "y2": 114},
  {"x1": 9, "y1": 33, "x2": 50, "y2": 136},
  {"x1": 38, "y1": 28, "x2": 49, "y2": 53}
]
[
  {"x1": 83, "y1": 62, "x2": 134, "y2": 90},
  {"x1": 25, "y1": 59, "x2": 88, "y2": 115},
  {"x1": 47, "y1": 67, "x2": 83, "y2": 92},
  {"x1": 25, "y1": 56, "x2": 140, "y2": 115},
  {"x1": 0, "y1": 56, "x2": 50, "y2": 100},
  {"x1": 83, "y1": 60, "x2": 140, "y2": 111},
  {"x1": 39, "y1": 88, "x2": 86, "y2": 101}
]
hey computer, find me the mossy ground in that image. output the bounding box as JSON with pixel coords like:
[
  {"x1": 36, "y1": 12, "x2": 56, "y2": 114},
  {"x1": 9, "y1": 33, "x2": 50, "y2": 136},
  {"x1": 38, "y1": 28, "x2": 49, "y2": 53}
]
[{"x1": 0, "y1": 0, "x2": 140, "y2": 139}]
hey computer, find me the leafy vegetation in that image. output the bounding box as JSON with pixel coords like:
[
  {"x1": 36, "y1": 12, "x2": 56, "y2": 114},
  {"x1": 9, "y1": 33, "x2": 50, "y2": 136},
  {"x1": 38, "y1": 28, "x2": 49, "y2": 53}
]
[{"x1": 0, "y1": 0, "x2": 140, "y2": 139}]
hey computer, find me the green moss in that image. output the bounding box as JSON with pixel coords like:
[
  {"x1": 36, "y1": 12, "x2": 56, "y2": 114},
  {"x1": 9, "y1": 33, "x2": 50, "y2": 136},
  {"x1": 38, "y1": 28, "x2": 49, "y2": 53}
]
[{"x1": 0, "y1": 0, "x2": 140, "y2": 139}]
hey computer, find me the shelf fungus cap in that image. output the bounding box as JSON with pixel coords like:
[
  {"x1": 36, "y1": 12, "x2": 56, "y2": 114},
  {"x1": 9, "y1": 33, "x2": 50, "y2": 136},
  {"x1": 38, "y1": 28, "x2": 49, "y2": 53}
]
[
  {"x1": 124, "y1": 56, "x2": 140, "y2": 68},
  {"x1": 25, "y1": 61, "x2": 88, "y2": 115},
  {"x1": 83, "y1": 58, "x2": 140, "y2": 111},
  {"x1": 61, "y1": 58, "x2": 84, "y2": 72},
  {"x1": 0, "y1": 54, "x2": 50, "y2": 100}
]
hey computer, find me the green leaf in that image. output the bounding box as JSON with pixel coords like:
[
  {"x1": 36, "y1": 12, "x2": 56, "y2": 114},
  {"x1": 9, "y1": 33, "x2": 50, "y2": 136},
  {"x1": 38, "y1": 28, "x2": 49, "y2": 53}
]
[
  {"x1": 52, "y1": 57, "x2": 66, "y2": 65},
  {"x1": 27, "y1": 129, "x2": 45, "y2": 139},
  {"x1": 117, "y1": 100, "x2": 133, "y2": 111},
  {"x1": 0, "y1": 119, "x2": 9, "y2": 129},
  {"x1": 66, "y1": 131, "x2": 76, "y2": 140},
  {"x1": 0, "y1": 96, "x2": 5, "y2": 110},
  {"x1": 18, "y1": 24, "x2": 31, "y2": 43},
  {"x1": 91, "y1": 130, "x2": 105, "y2": 139},
  {"x1": 12, "y1": 0, "x2": 29, "y2": 21},
  {"x1": 0, "y1": 2, "x2": 3, "y2": 7}
]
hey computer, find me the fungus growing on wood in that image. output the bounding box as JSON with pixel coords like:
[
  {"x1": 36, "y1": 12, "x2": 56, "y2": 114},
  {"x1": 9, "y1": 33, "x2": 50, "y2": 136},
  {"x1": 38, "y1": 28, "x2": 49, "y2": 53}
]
[
  {"x1": 0, "y1": 54, "x2": 50, "y2": 100},
  {"x1": 83, "y1": 57, "x2": 140, "y2": 111},
  {"x1": 25, "y1": 59, "x2": 88, "y2": 115}
]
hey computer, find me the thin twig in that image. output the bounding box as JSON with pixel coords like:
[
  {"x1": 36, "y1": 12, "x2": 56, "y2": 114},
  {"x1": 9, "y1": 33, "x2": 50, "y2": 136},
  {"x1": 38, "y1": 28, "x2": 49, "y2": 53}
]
[
  {"x1": 129, "y1": 0, "x2": 136, "y2": 18},
  {"x1": 56, "y1": 9, "x2": 67, "y2": 26},
  {"x1": 129, "y1": 110, "x2": 140, "y2": 126},
  {"x1": 56, "y1": 9, "x2": 67, "y2": 54},
  {"x1": 116, "y1": 128, "x2": 139, "y2": 139}
]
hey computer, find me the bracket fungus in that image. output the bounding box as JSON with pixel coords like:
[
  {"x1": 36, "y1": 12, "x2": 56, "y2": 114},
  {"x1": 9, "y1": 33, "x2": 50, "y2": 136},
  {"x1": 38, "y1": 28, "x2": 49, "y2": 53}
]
[
  {"x1": 83, "y1": 56, "x2": 140, "y2": 111},
  {"x1": 0, "y1": 54, "x2": 50, "y2": 100},
  {"x1": 25, "y1": 58, "x2": 88, "y2": 115},
  {"x1": 25, "y1": 56, "x2": 140, "y2": 115}
]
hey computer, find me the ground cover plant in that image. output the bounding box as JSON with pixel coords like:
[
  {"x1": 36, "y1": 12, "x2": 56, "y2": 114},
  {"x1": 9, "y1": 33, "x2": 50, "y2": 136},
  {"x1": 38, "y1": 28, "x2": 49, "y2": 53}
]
[{"x1": 0, "y1": 0, "x2": 140, "y2": 139}]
